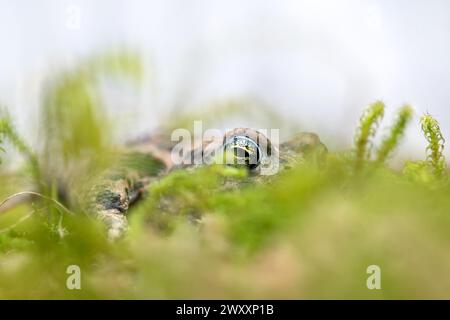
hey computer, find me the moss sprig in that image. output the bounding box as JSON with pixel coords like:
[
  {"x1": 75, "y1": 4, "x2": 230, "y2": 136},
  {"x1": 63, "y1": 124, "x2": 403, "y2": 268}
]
[
  {"x1": 420, "y1": 114, "x2": 446, "y2": 178},
  {"x1": 376, "y1": 105, "x2": 413, "y2": 164},
  {"x1": 0, "y1": 113, "x2": 41, "y2": 185},
  {"x1": 354, "y1": 101, "x2": 385, "y2": 170}
]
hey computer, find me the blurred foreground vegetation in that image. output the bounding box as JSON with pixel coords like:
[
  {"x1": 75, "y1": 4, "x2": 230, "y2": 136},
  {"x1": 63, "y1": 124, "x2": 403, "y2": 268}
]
[{"x1": 1, "y1": 52, "x2": 450, "y2": 299}]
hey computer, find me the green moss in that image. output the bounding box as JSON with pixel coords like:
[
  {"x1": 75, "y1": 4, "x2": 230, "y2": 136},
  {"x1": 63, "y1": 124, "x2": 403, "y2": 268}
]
[
  {"x1": 354, "y1": 101, "x2": 385, "y2": 170},
  {"x1": 420, "y1": 114, "x2": 446, "y2": 178},
  {"x1": 1, "y1": 52, "x2": 450, "y2": 299},
  {"x1": 376, "y1": 105, "x2": 413, "y2": 164}
]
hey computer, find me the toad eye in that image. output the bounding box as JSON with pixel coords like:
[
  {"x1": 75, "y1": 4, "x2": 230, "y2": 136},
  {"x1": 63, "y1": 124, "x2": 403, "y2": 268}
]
[{"x1": 223, "y1": 135, "x2": 262, "y2": 170}]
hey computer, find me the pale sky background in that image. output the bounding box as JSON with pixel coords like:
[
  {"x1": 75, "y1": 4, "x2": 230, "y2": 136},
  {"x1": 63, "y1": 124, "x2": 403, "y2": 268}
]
[{"x1": 1, "y1": 0, "x2": 450, "y2": 161}]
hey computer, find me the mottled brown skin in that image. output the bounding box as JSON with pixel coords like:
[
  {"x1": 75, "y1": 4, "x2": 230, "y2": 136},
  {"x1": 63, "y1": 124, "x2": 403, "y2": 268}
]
[{"x1": 90, "y1": 129, "x2": 327, "y2": 239}]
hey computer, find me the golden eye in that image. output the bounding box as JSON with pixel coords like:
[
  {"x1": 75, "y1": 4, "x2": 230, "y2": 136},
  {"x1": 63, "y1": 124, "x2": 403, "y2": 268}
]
[{"x1": 223, "y1": 135, "x2": 261, "y2": 170}]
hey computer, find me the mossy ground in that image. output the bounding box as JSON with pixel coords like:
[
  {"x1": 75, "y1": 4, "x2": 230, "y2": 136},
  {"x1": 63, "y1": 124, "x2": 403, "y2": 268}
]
[
  {"x1": 0, "y1": 52, "x2": 449, "y2": 299},
  {"x1": 1, "y1": 158, "x2": 450, "y2": 299}
]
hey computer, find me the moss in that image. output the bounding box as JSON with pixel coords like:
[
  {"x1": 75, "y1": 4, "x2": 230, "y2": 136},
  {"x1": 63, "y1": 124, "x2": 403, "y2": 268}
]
[
  {"x1": 421, "y1": 114, "x2": 446, "y2": 178},
  {"x1": 3, "y1": 148, "x2": 450, "y2": 298},
  {"x1": 354, "y1": 101, "x2": 385, "y2": 170},
  {"x1": 376, "y1": 105, "x2": 413, "y2": 164},
  {"x1": 1, "y1": 53, "x2": 450, "y2": 298},
  {"x1": 118, "y1": 152, "x2": 166, "y2": 178}
]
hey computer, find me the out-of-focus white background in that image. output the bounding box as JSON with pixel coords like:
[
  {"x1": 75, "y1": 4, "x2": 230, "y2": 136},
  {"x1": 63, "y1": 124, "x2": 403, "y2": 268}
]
[{"x1": 1, "y1": 0, "x2": 450, "y2": 160}]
